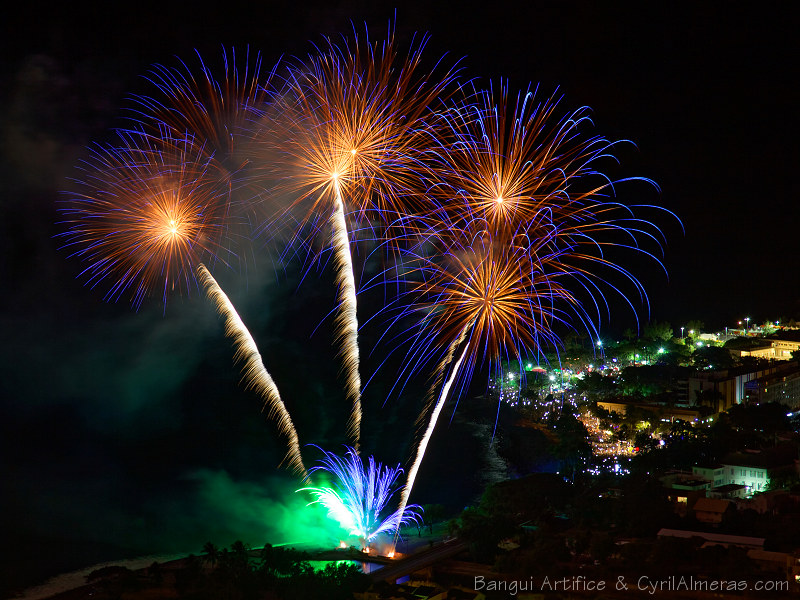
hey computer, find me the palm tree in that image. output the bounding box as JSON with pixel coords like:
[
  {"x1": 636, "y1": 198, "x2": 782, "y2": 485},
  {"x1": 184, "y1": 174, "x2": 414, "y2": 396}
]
[{"x1": 202, "y1": 541, "x2": 219, "y2": 568}]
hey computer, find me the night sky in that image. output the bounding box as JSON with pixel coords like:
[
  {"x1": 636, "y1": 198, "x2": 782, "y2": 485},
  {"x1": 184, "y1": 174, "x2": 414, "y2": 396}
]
[{"x1": 2, "y1": 1, "x2": 798, "y2": 593}]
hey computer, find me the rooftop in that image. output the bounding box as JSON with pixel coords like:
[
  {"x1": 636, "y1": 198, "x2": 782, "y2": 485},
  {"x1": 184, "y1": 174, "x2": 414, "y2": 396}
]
[{"x1": 657, "y1": 528, "x2": 764, "y2": 549}]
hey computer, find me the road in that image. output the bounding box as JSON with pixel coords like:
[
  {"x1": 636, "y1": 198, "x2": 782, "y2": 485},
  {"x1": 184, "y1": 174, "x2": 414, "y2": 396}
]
[{"x1": 368, "y1": 538, "x2": 469, "y2": 583}]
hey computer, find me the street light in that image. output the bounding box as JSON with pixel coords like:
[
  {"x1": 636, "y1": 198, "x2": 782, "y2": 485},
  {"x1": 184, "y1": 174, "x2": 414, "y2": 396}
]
[
  {"x1": 745, "y1": 317, "x2": 750, "y2": 331},
  {"x1": 680, "y1": 326, "x2": 684, "y2": 339}
]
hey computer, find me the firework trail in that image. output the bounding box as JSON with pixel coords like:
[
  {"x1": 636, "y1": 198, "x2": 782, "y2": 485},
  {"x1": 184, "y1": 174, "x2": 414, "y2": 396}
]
[
  {"x1": 118, "y1": 51, "x2": 309, "y2": 477},
  {"x1": 393, "y1": 327, "x2": 470, "y2": 543},
  {"x1": 330, "y1": 182, "x2": 362, "y2": 447},
  {"x1": 61, "y1": 128, "x2": 307, "y2": 479},
  {"x1": 258, "y1": 23, "x2": 461, "y2": 448},
  {"x1": 197, "y1": 264, "x2": 309, "y2": 481},
  {"x1": 302, "y1": 446, "x2": 420, "y2": 548}
]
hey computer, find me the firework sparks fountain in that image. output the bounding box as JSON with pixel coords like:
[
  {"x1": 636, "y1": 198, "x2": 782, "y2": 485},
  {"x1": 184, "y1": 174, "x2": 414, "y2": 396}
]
[{"x1": 303, "y1": 446, "x2": 420, "y2": 551}]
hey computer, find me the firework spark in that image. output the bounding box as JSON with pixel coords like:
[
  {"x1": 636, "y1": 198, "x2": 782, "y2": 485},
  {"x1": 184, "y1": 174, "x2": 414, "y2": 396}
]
[
  {"x1": 128, "y1": 47, "x2": 273, "y2": 182},
  {"x1": 387, "y1": 220, "x2": 578, "y2": 399},
  {"x1": 302, "y1": 446, "x2": 420, "y2": 548},
  {"x1": 197, "y1": 264, "x2": 309, "y2": 481}
]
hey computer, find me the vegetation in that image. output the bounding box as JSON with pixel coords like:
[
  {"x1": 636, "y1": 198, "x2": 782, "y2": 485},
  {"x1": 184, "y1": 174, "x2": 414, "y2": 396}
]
[{"x1": 84, "y1": 542, "x2": 369, "y2": 600}]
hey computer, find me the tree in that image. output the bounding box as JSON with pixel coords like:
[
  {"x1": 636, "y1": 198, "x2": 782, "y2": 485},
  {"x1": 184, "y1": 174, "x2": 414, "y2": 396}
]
[
  {"x1": 420, "y1": 503, "x2": 446, "y2": 533},
  {"x1": 727, "y1": 402, "x2": 791, "y2": 436},
  {"x1": 203, "y1": 541, "x2": 220, "y2": 567},
  {"x1": 643, "y1": 320, "x2": 673, "y2": 341},
  {"x1": 589, "y1": 532, "x2": 616, "y2": 563},
  {"x1": 692, "y1": 345, "x2": 736, "y2": 370},
  {"x1": 685, "y1": 320, "x2": 705, "y2": 334},
  {"x1": 455, "y1": 506, "x2": 513, "y2": 563},
  {"x1": 633, "y1": 430, "x2": 657, "y2": 453},
  {"x1": 498, "y1": 424, "x2": 554, "y2": 476},
  {"x1": 552, "y1": 412, "x2": 592, "y2": 481},
  {"x1": 576, "y1": 371, "x2": 617, "y2": 399}
]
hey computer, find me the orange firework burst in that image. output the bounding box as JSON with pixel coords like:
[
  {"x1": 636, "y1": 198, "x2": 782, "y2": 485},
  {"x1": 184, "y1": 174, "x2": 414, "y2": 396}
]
[
  {"x1": 60, "y1": 133, "x2": 230, "y2": 307},
  {"x1": 423, "y1": 82, "x2": 659, "y2": 233},
  {"x1": 396, "y1": 217, "x2": 579, "y2": 393},
  {"x1": 262, "y1": 24, "x2": 460, "y2": 236}
]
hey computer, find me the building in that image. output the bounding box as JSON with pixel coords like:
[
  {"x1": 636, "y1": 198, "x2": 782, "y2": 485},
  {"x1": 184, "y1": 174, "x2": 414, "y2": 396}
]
[
  {"x1": 717, "y1": 446, "x2": 800, "y2": 496},
  {"x1": 720, "y1": 462, "x2": 770, "y2": 494},
  {"x1": 688, "y1": 362, "x2": 798, "y2": 412},
  {"x1": 692, "y1": 465, "x2": 725, "y2": 488},
  {"x1": 754, "y1": 366, "x2": 800, "y2": 410},
  {"x1": 596, "y1": 400, "x2": 700, "y2": 423},
  {"x1": 689, "y1": 446, "x2": 799, "y2": 498},
  {"x1": 733, "y1": 331, "x2": 800, "y2": 361},
  {"x1": 707, "y1": 483, "x2": 748, "y2": 500},
  {"x1": 692, "y1": 497, "x2": 734, "y2": 525},
  {"x1": 656, "y1": 528, "x2": 764, "y2": 550}
]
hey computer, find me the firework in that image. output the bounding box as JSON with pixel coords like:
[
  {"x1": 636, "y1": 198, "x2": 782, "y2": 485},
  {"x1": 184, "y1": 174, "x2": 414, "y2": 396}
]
[
  {"x1": 60, "y1": 26, "x2": 677, "y2": 552},
  {"x1": 60, "y1": 133, "x2": 230, "y2": 307},
  {"x1": 302, "y1": 446, "x2": 420, "y2": 548},
  {"x1": 197, "y1": 264, "x2": 309, "y2": 481},
  {"x1": 268, "y1": 24, "x2": 460, "y2": 228},
  {"x1": 258, "y1": 24, "x2": 460, "y2": 449},
  {"x1": 330, "y1": 182, "x2": 362, "y2": 446},
  {"x1": 387, "y1": 220, "x2": 580, "y2": 535},
  {"x1": 387, "y1": 82, "x2": 674, "y2": 530}
]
